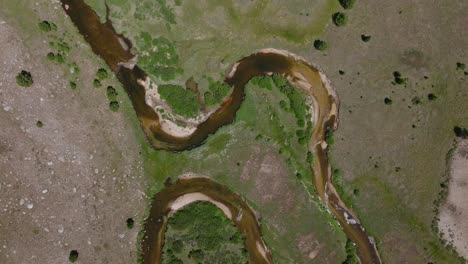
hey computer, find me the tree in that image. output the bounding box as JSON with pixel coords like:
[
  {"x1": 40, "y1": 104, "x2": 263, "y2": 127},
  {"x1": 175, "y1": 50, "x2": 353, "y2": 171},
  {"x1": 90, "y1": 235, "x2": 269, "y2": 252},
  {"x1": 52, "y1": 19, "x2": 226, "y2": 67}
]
[
  {"x1": 313, "y1": 39, "x2": 328, "y2": 51},
  {"x1": 126, "y1": 218, "x2": 134, "y2": 229},
  {"x1": 69, "y1": 250, "x2": 79, "y2": 262},
  {"x1": 16, "y1": 70, "x2": 33, "y2": 87},
  {"x1": 106, "y1": 86, "x2": 118, "y2": 99},
  {"x1": 96, "y1": 68, "x2": 109, "y2": 80},
  {"x1": 332, "y1": 12, "x2": 348, "y2": 26},
  {"x1": 339, "y1": 0, "x2": 355, "y2": 9},
  {"x1": 38, "y1": 21, "x2": 52, "y2": 32},
  {"x1": 361, "y1": 34, "x2": 371, "y2": 42},
  {"x1": 93, "y1": 79, "x2": 101, "y2": 88},
  {"x1": 109, "y1": 101, "x2": 120, "y2": 112}
]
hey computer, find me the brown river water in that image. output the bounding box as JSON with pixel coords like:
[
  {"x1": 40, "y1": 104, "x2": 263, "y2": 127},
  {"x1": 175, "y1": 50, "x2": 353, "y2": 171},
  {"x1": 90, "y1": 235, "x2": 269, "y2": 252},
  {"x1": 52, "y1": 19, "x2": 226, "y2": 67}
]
[{"x1": 60, "y1": 0, "x2": 381, "y2": 263}]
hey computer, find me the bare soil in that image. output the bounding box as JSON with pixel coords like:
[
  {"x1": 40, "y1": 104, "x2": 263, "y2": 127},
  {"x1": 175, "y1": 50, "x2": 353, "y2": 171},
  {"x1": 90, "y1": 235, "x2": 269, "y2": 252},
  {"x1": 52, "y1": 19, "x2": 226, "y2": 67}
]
[
  {"x1": 0, "y1": 17, "x2": 146, "y2": 264},
  {"x1": 439, "y1": 140, "x2": 468, "y2": 259}
]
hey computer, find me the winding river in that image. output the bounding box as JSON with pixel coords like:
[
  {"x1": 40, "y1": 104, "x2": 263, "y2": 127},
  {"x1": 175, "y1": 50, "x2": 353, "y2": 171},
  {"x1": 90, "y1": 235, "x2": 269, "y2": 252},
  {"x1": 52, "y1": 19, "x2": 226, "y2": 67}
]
[{"x1": 60, "y1": 0, "x2": 382, "y2": 263}]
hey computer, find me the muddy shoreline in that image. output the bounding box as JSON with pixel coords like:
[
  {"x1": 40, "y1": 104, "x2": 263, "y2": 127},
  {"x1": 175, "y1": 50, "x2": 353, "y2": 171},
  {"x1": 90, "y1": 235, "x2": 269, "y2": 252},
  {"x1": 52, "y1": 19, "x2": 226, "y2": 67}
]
[{"x1": 60, "y1": 0, "x2": 381, "y2": 263}]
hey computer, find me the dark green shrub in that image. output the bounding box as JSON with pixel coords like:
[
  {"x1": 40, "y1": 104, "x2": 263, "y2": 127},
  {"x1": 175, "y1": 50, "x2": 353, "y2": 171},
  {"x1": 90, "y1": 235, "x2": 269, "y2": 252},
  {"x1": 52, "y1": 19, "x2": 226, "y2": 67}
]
[
  {"x1": 93, "y1": 79, "x2": 101, "y2": 88},
  {"x1": 38, "y1": 21, "x2": 52, "y2": 32},
  {"x1": 96, "y1": 68, "x2": 109, "y2": 80},
  {"x1": 36, "y1": 121, "x2": 44, "y2": 128},
  {"x1": 454, "y1": 126, "x2": 468, "y2": 139},
  {"x1": 313, "y1": 39, "x2": 328, "y2": 51},
  {"x1": 109, "y1": 101, "x2": 120, "y2": 112},
  {"x1": 384, "y1": 97, "x2": 392, "y2": 105},
  {"x1": 47, "y1": 52, "x2": 56, "y2": 61},
  {"x1": 393, "y1": 71, "x2": 407, "y2": 85},
  {"x1": 427, "y1": 93, "x2": 437, "y2": 100},
  {"x1": 332, "y1": 12, "x2": 348, "y2": 26},
  {"x1": 69, "y1": 250, "x2": 79, "y2": 262},
  {"x1": 126, "y1": 218, "x2": 134, "y2": 229},
  {"x1": 16, "y1": 71, "x2": 33, "y2": 87},
  {"x1": 339, "y1": 0, "x2": 355, "y2": 9},
  {"x1": 361, "y1": 34, "x2": 371, "y2": 42},
  {"x1": 106, "y1": 86, "x2": 118, "y2": 99},
  {"x1": 203, "y1": 78, "x2": 231, "y2": 106},
  {"x1": 69, "y1": 81, "x2": 77, "y2": 90},
  {"x1": 456, "y1": 62, "x2": 465, "y2": 70},
  {"x1": 55, "y1": 53, "x2": 65, "y2": 64}
]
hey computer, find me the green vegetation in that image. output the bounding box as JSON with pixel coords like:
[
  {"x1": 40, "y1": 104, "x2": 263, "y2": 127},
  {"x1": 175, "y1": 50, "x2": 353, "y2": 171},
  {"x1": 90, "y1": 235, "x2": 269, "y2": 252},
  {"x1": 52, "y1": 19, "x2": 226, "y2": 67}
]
[
  {"x1": 16, "y1": 70, "x2": 33, "y2": 87},
  {"x1": 427, "y1": 93, "x2": 437, "y2": 101},
  {"x1": 343, "y1": 239, "x2": 359, "y2": 264},
  {"x1": 454, "y1": 126, "x2": 468, "y2": 139},
  {"x1": 456, "y1": 62, "x2": 465, "y2": 70},
  {"x1": 339, "y1": 0, "x2": 356, "y2": 9},
  {"x1": 134, "y1": 32, "x2": 182, "y2": 81},
  {"x1": 38, "y1": 20, "x2": 56, "y2": 32},
  {"x1": 384, "y1": 97, "x2": 392, "y2": 105},
  {"x1": 68, "y1": 250, "x2": 79, "y2": 262},
  {"x1": 313, "y1": 39, "x2": 328, "y2": 51},
  {"x1": 106, "y1": 86, "x2": 118, "y2": 100},
  {"x1": 96, "y1": 68, "x2": 109, "y2": 80},
  {"x1": 36, "y1": 120, "x2": 43, "y2": 128},
  {"x1": 93, "y1": 79, "x2": 101, "y2": 88},
  {"x1": 332, "y1": 12, "x2": 348, "y2": 26},
  {"x1": 162, "y1": 201, "x2": 247, "y2": 264},
  {"x1": 392, "y1": 71, "x2": 407, "y2": 85},
  {"x1": 126, "y1": 218, "x2": 134, "y2": 229},
  {"x1": 109, "y1": 101, "x2": 120, "y2": 112},
  {"x1": 361, "y1": 34, "x2": 371, "y2": 42},
  {"x1": 158, "y1": 84, "x2": 199, "y2": 117},
  {"x1": 203, "y1": 78, "x2": 231, "y2": 106},
  {"x1": 69, "y1": 81, "x2": 77, "y2": 90},
  {"x1": 47, "y1": 52, "x2": 55, "y2": 61}
]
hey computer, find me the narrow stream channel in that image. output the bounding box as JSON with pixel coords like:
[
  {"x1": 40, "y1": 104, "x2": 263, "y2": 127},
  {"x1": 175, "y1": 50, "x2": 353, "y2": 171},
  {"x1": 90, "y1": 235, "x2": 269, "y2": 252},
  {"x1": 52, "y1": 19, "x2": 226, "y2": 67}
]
[{"x1": 60, "y1": 1, "x2": 382, "y2": 263}]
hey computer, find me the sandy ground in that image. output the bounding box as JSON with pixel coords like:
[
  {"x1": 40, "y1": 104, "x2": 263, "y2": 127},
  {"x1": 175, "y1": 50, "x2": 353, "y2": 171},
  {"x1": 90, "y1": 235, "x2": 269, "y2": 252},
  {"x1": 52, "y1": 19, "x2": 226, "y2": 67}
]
[
  {"x1": 168, "y1": 192, "x2": 232, "y2": 219},
  {"x1": 0, "y1": 17, "x2": 146, "y2": 264},
  {"x1": 439, "y1": 140, "x2": 468, "y2": 259}
]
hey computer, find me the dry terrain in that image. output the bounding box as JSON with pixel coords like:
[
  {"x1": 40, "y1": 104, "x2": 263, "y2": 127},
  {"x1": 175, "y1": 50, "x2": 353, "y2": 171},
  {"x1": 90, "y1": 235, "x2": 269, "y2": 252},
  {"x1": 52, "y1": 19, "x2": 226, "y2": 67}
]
[
  {"x1": 0, "y1": 14, "x2": 146, "y2": 264},
  {"x1": 439, "y1": 140, "x2": 468, "y2": 259}
]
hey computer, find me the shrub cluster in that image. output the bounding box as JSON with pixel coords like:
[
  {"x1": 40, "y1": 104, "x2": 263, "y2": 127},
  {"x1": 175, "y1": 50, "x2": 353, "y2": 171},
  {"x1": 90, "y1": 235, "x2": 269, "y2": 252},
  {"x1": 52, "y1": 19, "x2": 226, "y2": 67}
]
[
  {"x1": 16, "y1": 71, "x2": 33, "y2": 87},
  {"x1": 203, "y1": 78, "x2": 231, "y2": 106},
  {"x1": 339, "y1": 0, "x2": 356, "y2": 9},
  {"x1": 313, "y1": 39, "x2": 328, "y2": 51},
  {"x1": 158, "y1": 84, "x2": 199, "y2": 117},
  {"x1": 332, "y1": 12, "x2": 348, "y2": 26}
]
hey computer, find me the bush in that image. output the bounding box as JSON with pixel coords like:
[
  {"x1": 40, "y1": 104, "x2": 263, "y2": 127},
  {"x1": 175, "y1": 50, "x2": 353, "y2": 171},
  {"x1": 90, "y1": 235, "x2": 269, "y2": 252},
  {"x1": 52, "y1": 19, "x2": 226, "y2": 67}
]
[
  {"x1": 427, "y1": 93, "x2": 437, "y2": 101},
  {"x1": 69, "y1": 81, "x2": 77, "y2": 90},
  {"x1": 313, "y1": 39, "x2": 328, "y2": 51},
  {"x1": 454, "y1": 126, "x2": 468, "y2": 139},
  {"x1": 203, "y1": 78, "x2": 231, "y2": 106},
  {"x1": 392, "y1": 71, "x2": 407, "y2": 85},
  {"x1": 384, "y1": 97, "x2": 392, "y2": 105},
  {"x1": 158, "y1": 84, "x2": 199, "y2": 117},
  {"x1": 93, "y1": 79, "x2": 101, "y2": 88},
  {"x1": 332, "y1": 12, "x2": 348, "y2": 26},
  {"x1": 339, "y1": 0, "x2": 355, "y2": 9},
  {"x1": 55, "y1": 53, "x2": 65, "y2": 64},
  {"x1": 361, "y1": 34, "x2": 371, "y2": 42},
  {"x1": 456, "y1": 62, "x2": 465, "y2": 70},
  {"x1": 38, "y1": 21, "x2": 52, "y2": 32},
  {"x1": 96, "y1": 68, "x2": 109, "y2": 80},
  {"x1": 36, "y1": 121, "x2": 44, "y2": 128},
  {"x1": 16, "y1": 70, "x2": 33, "y2": 87},
  {"x1": 47, "y1": 52, "x2": 56, "y2": 61},
  {"x1": 126, "y1": 218, "x2": 134, "y2": 229},
  {"x1": 69, "y1": 250, "x2": 79, "y2": 262},
  {"x1": 109, "y1": 101, "x2": 120, "y2": 112},
  {"x1": 106, "y1": 86, "x2": 118, "y2": 99}
]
